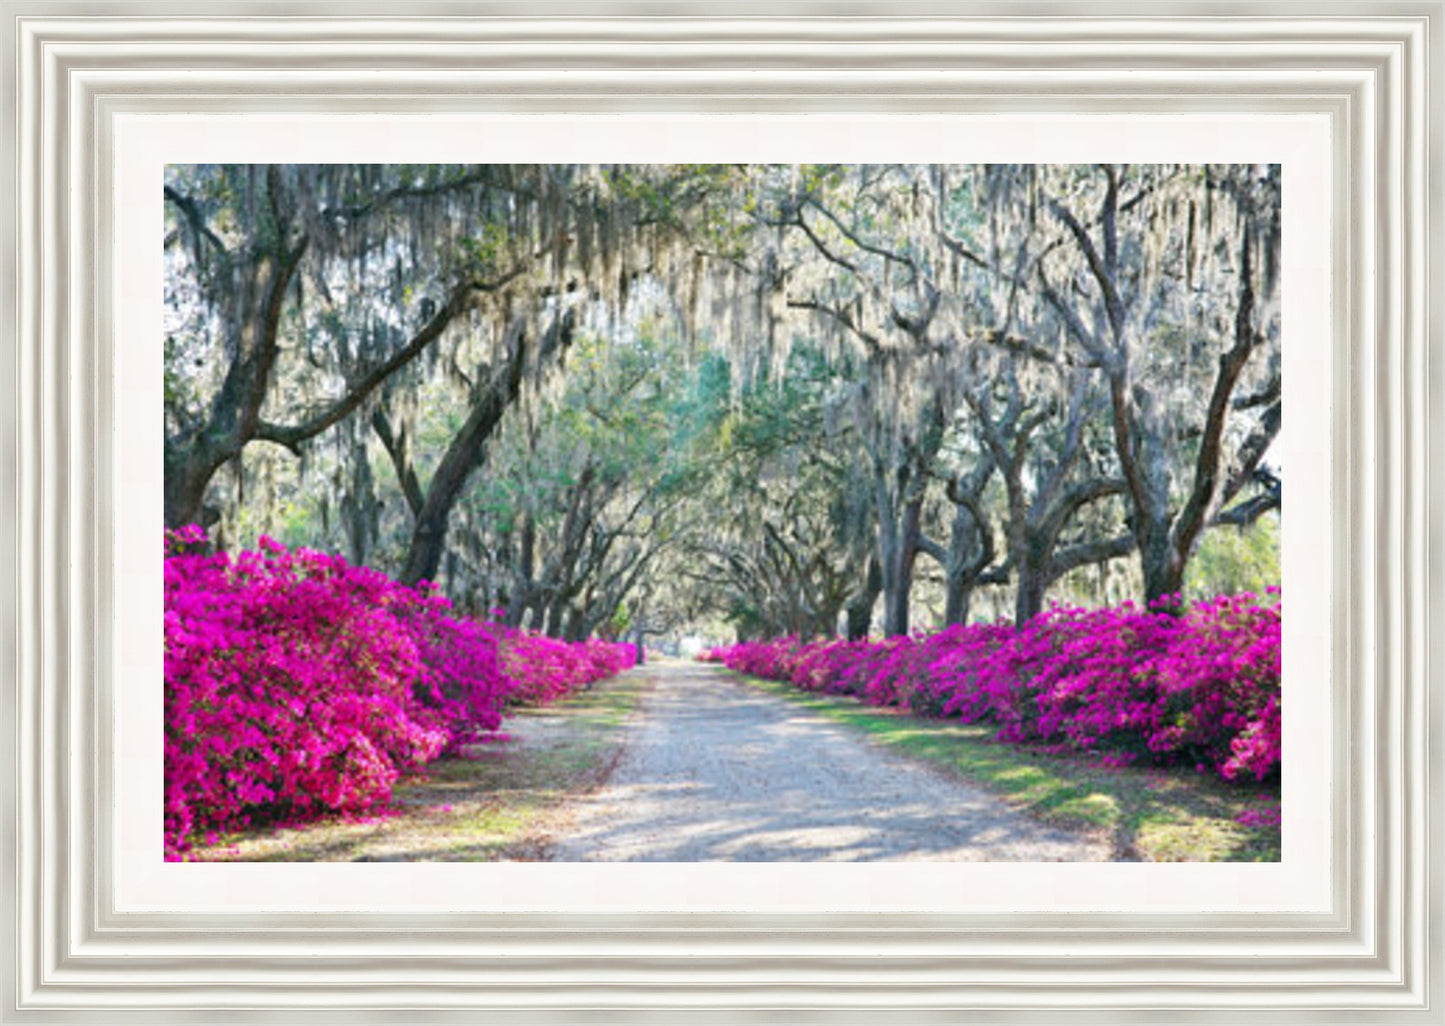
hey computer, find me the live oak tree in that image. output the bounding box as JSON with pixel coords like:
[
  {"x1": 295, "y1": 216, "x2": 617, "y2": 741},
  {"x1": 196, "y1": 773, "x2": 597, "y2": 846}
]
[
  {"x1": 939, "y1": 166, "x2": 1136, "y2": 625},
  {"x1": 1029, "y1": 163, "x2": 1281, "y2": 606},
  {"x1": 379, "y1": 308, "x2": 578, "y2": 587},
  {"x1": 377, "y1": 164, "x2": 773, "y2": 589},
  {"x1": 955, "y1": 349, "x2": 1131, "y2": 624}
]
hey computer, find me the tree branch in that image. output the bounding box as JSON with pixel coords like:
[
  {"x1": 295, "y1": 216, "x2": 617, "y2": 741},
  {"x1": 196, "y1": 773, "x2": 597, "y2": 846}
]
[
  {"x1": 804, "y1": 198, "x2": 918, "y2": 278},
  {"x1": 1172, "y1": 234, "x2": 1261, "y2": 561},
  {"x1": 1039, "y1": 477, "x2": 1126, "y2": 547},
  {"x1": 1032, "y1": 372, "x2": 1092, "y2": 515},
  {"x1": 370, "y1": 409, "x2": 425, "y2": 516},
  {"x1": 1219, "y1": 399, "x2": 1281, "y2": 507},
  {"x1": 1214, "y1": 478, "x2": 1280, "y2": 528},
  {"x1": 255, "y1": 259, "x2": 540, "y2": 451},
  {"x1": 916, "y1": 534, "x2": 949, "y2": 567},
  {"x1": 164, "y1": 185, "x2": 227, "y2": 255},
  {"x1": 1233, "y1": 374, "x2": 1280, "y2": 410},
  {"x1": 979, "y1": 327, "x2": 1099, "y2": 368},
  {"x1": 326, "y1": 168, "x2": 526, "y2": 222},
  {"x1": 785, "y1": 209, "x2": 860, "y2": 275},
  {"x1": 1037, "y1": 266, "x2": 1108, "y2": 363},
  {"x1": 1047, "y1": 186, "x2": 1126, "y2": 342},
  {"x1": 1046, "y1": 533, "x2": 1135, "y2": 581},
  {"x1": 786, "y1": 298, "x2": 884, "y2": 354},
  {"x1": 1108, "y1": 369, "x2": 1153, "y2": 530}
]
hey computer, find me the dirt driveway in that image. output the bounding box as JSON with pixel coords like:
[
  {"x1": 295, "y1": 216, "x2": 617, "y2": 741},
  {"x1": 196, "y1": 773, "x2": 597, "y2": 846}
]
[{"x1": 550, "y1": 661, "x2": 1110, "y2": 862}]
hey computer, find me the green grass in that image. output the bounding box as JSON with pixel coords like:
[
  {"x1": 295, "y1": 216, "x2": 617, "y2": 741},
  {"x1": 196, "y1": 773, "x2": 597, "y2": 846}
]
[
  {"x1": 735, "y1": 673, "x2": 1281, "y2": 862},
  {"x1": 187, "y1": 668, "x2": 654, "y2": 862}
]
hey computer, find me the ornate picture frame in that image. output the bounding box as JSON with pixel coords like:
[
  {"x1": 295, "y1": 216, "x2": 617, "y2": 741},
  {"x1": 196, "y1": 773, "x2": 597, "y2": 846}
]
[{"x1": 3, "y1": 5, "x2": 1438, "y2": 1021}]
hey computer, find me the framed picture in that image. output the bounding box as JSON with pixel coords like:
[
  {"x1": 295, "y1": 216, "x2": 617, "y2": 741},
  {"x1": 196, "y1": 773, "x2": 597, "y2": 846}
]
[{"x1": 3, "y1": 4, "x2": 1438, "y2": 1021}]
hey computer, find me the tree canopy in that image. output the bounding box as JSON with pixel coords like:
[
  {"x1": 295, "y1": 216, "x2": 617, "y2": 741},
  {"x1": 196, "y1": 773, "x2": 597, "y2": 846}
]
[{"x1": 164, "y1": 162, "x2": 1281, "y2": 640}]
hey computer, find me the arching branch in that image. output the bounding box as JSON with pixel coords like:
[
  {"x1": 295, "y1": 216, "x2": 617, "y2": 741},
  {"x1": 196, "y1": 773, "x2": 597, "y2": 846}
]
[
  {"x1": 255, "y1": 259, "x2": 542, "y2": 453},
  {"x1": 164, "y1": 185, "x2": 227, "y2": 255}
]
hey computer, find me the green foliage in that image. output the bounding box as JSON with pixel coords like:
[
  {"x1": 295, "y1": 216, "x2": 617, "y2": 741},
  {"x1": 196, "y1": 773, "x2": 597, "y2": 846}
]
[
  {"x1": 455, "y1": 222, "x2": 509, "y2": 275},
  {"x1": 603, "y1": 602, "x2": 633, "y2": 639},
  {"x1": 1186, "y1": 513, "x2": 1280, "y2": 599}
]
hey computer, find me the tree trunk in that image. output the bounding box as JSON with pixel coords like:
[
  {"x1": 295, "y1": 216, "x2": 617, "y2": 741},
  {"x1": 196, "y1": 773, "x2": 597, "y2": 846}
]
[
  {"x1": 164, "y1": 226, "x2": 306, "y2": 530},
  {"x1": 545, "y1": 591, "x2": 572, "y2": 638},
  {"x1": 940, "y1": 479, "x2": 994, "y2": 627},
  {"x1": 943, "y1": 575, "x2": 972, "y2": 627},
  {"x1": 881, "y1": 573, "x2": 909, "y2": 637},
  {"x1": 1138, "y1": 521, "x2": 1185, "y2": 610},
  {"x1": 164, "y1": 445, "x2": 228, "y2": 530},
  {"x1": 815, "y1": 598, "x2": 844, "y2": 640},
  {"x1": 505, "y1": 516, "x2": 536, "y2": 626},
  {"x1": 1014, "y1": 552, "x2": 1049, "y2": 625},
  {"x1": 400, "y1": 510, "x2": 453, "y2": 590},
  {"x1": 880, "y1": 493, "x2": 924, "y2": 637},
  {"x1": 845, "y1": 554, "x2": 882, "y2": 639},
  {"x1": 399, "y1": 312, "x2": 573, "y2": 588}
]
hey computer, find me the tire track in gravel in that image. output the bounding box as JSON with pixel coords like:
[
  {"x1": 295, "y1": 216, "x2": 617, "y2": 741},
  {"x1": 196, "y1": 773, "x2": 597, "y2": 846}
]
[{"x1": 549, "y1": 660, "x2": 1111, "y2": 862}]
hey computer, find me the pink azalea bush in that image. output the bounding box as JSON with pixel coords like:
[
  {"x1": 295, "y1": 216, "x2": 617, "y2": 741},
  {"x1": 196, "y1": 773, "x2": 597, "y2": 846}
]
[
  {"x1": 164, "y1": 527, "x2": 635, "y2": 859},
  {"x1": 704, "y1": 591, "x2": 1281, "y2": 784},
  {"x1": 497, "y1": 627, "x2": 639, "y2": 705}
]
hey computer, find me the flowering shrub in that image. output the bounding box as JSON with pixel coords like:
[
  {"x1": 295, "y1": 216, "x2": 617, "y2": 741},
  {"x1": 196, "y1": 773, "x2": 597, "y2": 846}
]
[
  {"x1": 164, "y1": 528, "x2": 636, "y2": 859},
  {"x1": 704, "y1": 591, "x2": 1281, "y2": 784},
  {"x1": 497, "y1": 627, "x2": 639, "y2": 705}
]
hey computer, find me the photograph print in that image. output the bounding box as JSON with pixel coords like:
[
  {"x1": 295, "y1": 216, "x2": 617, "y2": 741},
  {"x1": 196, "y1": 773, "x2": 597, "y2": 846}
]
[{"x1": 162, "y1": 163, "x2": 1282, "y2": 863}]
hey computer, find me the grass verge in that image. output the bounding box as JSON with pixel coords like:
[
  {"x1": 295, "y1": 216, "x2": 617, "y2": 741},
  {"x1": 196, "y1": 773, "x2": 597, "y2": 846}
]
[
  {"x1": 734, "y1": 672, "x2": 1281, "y2": 862},
  {"x1": 187, "y1": 667, "x2": 654, "y2": 862}
]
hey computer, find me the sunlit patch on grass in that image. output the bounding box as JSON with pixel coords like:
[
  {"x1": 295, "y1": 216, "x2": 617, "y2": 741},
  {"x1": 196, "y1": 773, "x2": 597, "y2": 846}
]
[{"x1": 1053, "y1": 793, "x2": 1118, "y2": 826}]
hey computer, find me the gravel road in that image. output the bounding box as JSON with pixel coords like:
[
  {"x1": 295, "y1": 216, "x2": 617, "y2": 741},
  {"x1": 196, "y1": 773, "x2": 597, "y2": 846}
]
[{"x1": 550, "y1": 661, "x2": 1110, "y2": 862}]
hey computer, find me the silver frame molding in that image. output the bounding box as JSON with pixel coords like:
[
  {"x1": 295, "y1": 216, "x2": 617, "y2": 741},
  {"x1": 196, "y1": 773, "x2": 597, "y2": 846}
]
[{"x1": 2, "y1": 5, "x2": 1439, "y2": 1022}]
